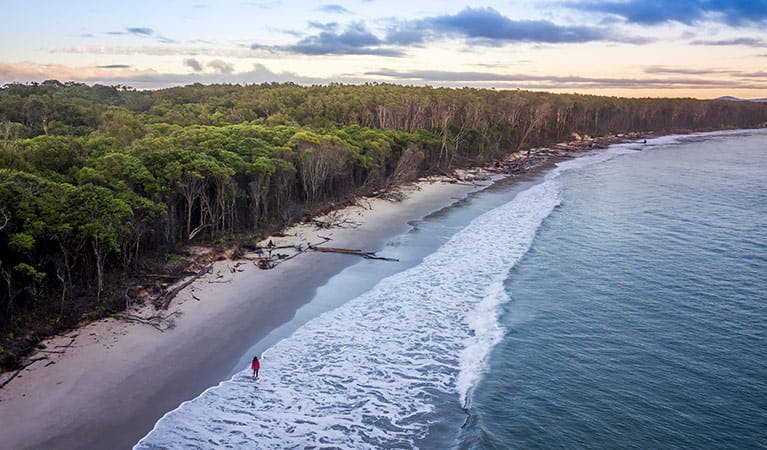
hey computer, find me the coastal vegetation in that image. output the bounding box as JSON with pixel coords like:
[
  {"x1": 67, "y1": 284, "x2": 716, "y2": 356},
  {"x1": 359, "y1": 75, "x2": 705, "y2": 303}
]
[{"x1": 1, "y1": 80, "x2": 766, "y2": 369}]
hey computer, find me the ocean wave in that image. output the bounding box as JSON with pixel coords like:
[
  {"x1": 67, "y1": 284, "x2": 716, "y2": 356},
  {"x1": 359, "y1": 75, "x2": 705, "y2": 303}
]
[{"x1": 136, "y1": 147, "x2": 636, "y2": 449}]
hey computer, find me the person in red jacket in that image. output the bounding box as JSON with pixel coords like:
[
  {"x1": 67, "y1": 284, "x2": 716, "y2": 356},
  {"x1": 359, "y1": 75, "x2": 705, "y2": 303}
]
[{"x1": 252, "y1": 356, "x2": 260, "y2": 379}]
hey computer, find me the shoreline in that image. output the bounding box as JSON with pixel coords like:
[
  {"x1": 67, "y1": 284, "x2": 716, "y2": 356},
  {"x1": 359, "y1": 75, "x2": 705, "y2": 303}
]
[
  {"x1": 0, "y1": 171, "x2": 500, "y2": 449},
  {"x1": 0, "y1": 127, "x2": 753, "y2": 449}
]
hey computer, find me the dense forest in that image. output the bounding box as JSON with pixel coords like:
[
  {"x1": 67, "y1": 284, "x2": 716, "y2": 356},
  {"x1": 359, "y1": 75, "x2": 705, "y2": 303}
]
[{"x1": 1, "y1": 80, "x2": 766, "y2": 368}]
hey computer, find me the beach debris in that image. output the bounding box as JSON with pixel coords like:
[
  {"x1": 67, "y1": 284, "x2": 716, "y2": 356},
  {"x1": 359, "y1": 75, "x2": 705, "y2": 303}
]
[
  {"x1": 310, "y1": 211, "x2": 361, "y2": 230},
  {"x1": 118, "y1": 311, "x2": 181, "y2": 332},
  {"x1": 488, "y1": 132, "x2": 646, "y2": 176},
  {"x1": 245, "y1": 236, "x2": 334, "y2": 270},
  {"x1": 153, "y1": 264, "x2": 213, "y2": 310},
  {"x1": 308, "y1": 245, "x2": 398, "y2": 261}
]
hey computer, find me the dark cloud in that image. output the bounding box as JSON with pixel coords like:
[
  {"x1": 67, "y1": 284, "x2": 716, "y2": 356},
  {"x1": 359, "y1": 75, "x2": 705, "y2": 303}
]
[
  {"x1": 96, "y1": 64, "x2": 131, "y2": 69},
  {"x1": 366, "y1": 68, "x2": 767, "y2": 90},
  {"x1": 690, "y1": 37, "x2": 766, "y2": 47},
  {"x1": 386, "y1": 7, "x2": 646, "y2": 45},
  {"x1": 251, "y1": 7, "x2": 646, "y2": 57},
  {"x1": 183, "y1": 58, "x2": 204, "y2": 71},
  {"x1": 207, "y1": 59, "x2": 234, "y2": 74},
  {"x1": 317, "y1": 4, "x2": 351, "y2": 14},
  {"x1": 126, "y1": 27, "x2": 154, "y2": 36},
  {"x1": 253, "y1": 22, "x2": 403, "y2": 56},
  {"x1": 104, "y1": 27, "x2": 176, "y2": 44},
  {"x1": 737, "y1": 71, "x2": 767, "y2": 78},
  {"x1": 568, "y1": 0, "x2": 767, "y2": 26}
]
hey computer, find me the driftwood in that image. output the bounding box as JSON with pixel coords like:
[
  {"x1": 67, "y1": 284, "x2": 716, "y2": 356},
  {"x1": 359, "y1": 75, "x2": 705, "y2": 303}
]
[
  {"x1": 437, "y1": 168, "x2": 474, "y2": 185},
  {"x1": 311, "y1": 218, "x2": 360, "y2": 230},
  {"x1": 146, "y1": 272, "x2": 195, "y2": 280},
  {"x1": 247, "y1": 236, "x2": 333, "y2": 270},
  {"x1": 309, "y1": 245, "x2": 399, "y2": 261},
  {"x1": 119, "y1": 311, "x2": 181, "y2": 332},
  {"x1": 154, "y1": 264, "x2": 212, "y2": 309},
  {"x1": 54, "y1": 335, "x2": 77, "y2": 349}
]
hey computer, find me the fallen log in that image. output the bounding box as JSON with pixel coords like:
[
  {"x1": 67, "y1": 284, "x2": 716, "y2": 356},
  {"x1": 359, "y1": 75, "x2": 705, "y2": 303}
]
[
  {"x1": 154, "y1": 264, "x2": 212, "y2": 309},
  {"x1": 119, "y1": 311, "x2": 181, "y2": 332},
  {"x1": 145, "y1": 272, "x2": 195, "y2": 280},
  {"x1": 309, "y1": 245, "x2": 399, "y2": 261}
]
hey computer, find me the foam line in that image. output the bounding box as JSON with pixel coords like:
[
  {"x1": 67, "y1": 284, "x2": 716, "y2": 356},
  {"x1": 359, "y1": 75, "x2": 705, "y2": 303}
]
[{"x1": 136, "y1": 146, "x2": 637, "y2": 449}]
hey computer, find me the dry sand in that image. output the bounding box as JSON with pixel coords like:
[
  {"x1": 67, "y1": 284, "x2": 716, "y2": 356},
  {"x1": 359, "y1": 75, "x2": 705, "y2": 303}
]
[{"x1": 0, "y1": 176, "x2": 495, "y2": 450}]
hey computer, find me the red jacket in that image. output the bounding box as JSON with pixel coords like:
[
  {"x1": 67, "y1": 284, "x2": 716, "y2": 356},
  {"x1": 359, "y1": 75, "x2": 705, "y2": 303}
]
[{"x1": 252, "y1": 359, "x2": 260, "y2": 370}]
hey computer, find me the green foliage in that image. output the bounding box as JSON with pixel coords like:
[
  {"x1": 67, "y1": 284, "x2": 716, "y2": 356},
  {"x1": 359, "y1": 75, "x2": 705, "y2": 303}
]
[
  {"x1": 69, "y1": 183, "x2": 132, "y2": 252},
  {"x1": 8, "y1": 233, "x2": 34, "y2": 253},
  {"x1": 13, "y1": 263, "x2": 45, "y2": 283},
  {"x1": 1, "y1": 80, "x2": 766, "y2": 364}
]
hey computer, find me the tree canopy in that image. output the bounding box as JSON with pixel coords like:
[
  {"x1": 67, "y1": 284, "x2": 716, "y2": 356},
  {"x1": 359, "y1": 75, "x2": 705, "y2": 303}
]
[{"x1": 1, "y1": 80, "x2": 766, "y2": 368}]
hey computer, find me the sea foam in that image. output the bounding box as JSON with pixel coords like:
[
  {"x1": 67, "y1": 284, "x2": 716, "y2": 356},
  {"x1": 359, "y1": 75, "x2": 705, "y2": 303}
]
[{"x1": 136, "y1": 146, "x2": 637, "y2": 449}]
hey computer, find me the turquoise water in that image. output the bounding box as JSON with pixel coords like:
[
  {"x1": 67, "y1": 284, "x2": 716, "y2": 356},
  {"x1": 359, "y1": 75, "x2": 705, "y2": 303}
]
[
  {"x1": 138, "y1": 130, "x2": 766, "y2": 449},
  {"x1": 461, "y1": 131, "x2": 767, "y2": 448}
]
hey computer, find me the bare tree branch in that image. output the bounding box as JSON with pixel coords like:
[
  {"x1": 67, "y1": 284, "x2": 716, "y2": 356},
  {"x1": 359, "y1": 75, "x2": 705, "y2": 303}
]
[{"x1": 0, "y1": 208, "x2": 9, "y2": 232}]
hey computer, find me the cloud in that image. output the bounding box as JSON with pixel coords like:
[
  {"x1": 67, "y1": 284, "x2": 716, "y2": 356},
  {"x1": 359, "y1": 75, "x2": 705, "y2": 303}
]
[
  {"x1": 366, "y1": 68, "x2": 767, "y2": 90},
  {"x1": 104, "y1": 27, "x2": 176, "y2": 44},
  {"x1": 690, "y1": 37, "x2": 766, "y2": 47},
  {"x1": 737, "y1": 71, "x2": 767, "y2": 78},
  {"x1": 251, "y1": 7, "x2": 646, "y2": 58},
  {"x1": 385, "y1": 7, "x2": 647, "y2": 45},
  {"x1": 317, "y1": 4, "x2": 351, "y2": 14},
  {"x1": 51, "y1": 45, "x2": 267, "y2": 59},
  {"x1": 308, "y1": 21, "x2": 338, "y2": 31},
  {"x1": 253, "y1": 21, "x2": 403, "y2": 56},
  {"x1": 645, "y1": 66, "x2": 767, "y2": 79},
  {"x1": 126, "y1": 27, "x2": 154, "y2": 35},
  {"x1": 644, "y1": 66, "x2": 734, "y2": 76},
  {"x1": 96, "y1": 64, "x2": 131, "y2": 69},
  {"x1": 0, "y1": 61, "x2": 370, "y2": 89},
  {"x1": 207, "y1": 59, "x2": 234, "y2": 74},
  {"x1": 109, "y1": 27, "x2": 154, "y2": 36},
  {"x1": 183, "y1": 58, "x2": 203, "y2": 71},
  {"x1": 568, "y1": 0, "x2": 767, "y2": 26},
  {"x1": 2, "y1": 61, "x2": 765, "y2": 92}
]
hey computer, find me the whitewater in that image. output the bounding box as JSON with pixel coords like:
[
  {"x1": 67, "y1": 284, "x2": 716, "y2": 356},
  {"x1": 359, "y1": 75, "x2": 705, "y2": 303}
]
[{"x1": 136, "y1": 146, "x2": 639, "y2": 449}]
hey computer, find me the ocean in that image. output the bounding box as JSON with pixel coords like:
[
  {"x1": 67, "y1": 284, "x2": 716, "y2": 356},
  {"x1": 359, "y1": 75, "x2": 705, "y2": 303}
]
[{"x1": 137, "y1": 129, "x2": 767, "y2": 449}]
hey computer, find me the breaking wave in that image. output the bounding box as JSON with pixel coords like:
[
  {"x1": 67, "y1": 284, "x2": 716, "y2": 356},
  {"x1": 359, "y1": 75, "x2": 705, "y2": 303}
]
[{"x1": 136, "y1": 147, "x2": 636, "y2": 449}]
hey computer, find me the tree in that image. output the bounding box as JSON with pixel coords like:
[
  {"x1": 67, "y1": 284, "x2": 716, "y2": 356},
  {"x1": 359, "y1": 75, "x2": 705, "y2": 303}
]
[{"x1": 67, "y1": 184, "x2": 132, "y2": 300}]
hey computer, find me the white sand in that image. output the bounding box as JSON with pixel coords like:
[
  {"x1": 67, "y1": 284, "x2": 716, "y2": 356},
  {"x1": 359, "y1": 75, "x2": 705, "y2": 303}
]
[{"x1": 0, "y1": 175, "x2": 495, "y2": 449}]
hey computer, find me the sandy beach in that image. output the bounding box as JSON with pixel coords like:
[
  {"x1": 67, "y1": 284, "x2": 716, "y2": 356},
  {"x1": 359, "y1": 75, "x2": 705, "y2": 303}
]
[
  {"x1": 0, "y1": 175, "x2": 496, "y2": 450},
  {"x1": 0, "y1": 131, "x2": 646, "y2": 449}
]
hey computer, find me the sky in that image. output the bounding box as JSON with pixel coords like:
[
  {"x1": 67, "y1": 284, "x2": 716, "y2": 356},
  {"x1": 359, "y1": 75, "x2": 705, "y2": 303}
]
[{"x1": 1, "y1": 0, "x2": 766, "y2": 98}]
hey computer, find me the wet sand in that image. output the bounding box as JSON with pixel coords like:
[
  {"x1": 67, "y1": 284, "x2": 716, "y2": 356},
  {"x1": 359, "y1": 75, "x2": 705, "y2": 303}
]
[{"x1": 0, "y1": 178, "x2": 493, "y2": 450}]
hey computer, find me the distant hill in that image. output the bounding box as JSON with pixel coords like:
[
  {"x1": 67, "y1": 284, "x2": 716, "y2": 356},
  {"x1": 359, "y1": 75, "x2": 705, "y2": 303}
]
[{"x1": 715, "y1": 96, "x2": 767, "y2": 103}]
